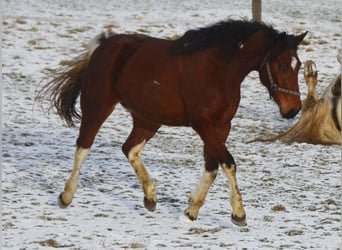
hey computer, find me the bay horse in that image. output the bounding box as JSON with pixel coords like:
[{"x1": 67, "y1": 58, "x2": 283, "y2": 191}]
[{"x1": 37, "y1": 20, "x2": 307, "y2": 226}]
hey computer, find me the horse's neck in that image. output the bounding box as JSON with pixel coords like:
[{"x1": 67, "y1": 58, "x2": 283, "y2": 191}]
[
  {"x1": 225, "y1": 49, "x2": 266, "y2": 81},
  {"x1": 237, "y1": 29, "x2": 271, "y2": 71}
]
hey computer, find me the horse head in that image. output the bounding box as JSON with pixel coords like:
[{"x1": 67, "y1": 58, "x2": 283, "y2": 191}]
[{"x1": 259, "y1": 32, "x2": 307, "y2": 119}]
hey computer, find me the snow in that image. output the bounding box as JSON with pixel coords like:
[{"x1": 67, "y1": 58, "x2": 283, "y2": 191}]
[{"x1": 2, "y1": 0, "x2": 341, "y2": 249}]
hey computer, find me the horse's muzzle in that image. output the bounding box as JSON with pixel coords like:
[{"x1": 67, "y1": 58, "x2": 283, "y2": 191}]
[{"x1": 282, "y1": 108, "x2": 300, "y2": 119}]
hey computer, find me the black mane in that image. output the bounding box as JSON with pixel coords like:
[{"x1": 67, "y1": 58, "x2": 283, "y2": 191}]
[{"x1": 170, "y1": 19, "x2": 280, "y2": 55}]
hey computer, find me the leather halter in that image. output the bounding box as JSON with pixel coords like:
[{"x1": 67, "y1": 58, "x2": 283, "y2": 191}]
[{"x1": 265, "y1": 62, "x2": 301, "y2": 97}]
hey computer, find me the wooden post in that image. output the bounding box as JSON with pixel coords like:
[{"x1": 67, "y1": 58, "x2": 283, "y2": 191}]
[{"x1": 252, "y1": 0, "x2": 262, "y2": 22}]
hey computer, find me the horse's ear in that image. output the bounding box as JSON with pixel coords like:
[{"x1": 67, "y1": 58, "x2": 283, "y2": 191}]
[{"x1": 295, "y1": 31, "x2": 308, "y2": 45}]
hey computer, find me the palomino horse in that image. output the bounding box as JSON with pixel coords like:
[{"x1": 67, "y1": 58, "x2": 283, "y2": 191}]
[
  {"x1": 37, "y1": 20, "x2": 306, "y2": 226},
  {"x1": 322, "y1": 50, "x2": 341, "y2": 99},
  {"x1": 250, "y1": 59, "x2": 341, "y2": 145}
]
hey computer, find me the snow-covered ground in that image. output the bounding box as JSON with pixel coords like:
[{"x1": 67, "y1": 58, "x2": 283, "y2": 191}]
[{"x1": 2, "y1": 0, "x2": 341, "y2": 249}]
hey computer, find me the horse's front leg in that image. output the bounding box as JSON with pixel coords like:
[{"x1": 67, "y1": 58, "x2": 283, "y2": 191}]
[{"x1": 186, "y1": 124, "x2": 246, "y2": 226}]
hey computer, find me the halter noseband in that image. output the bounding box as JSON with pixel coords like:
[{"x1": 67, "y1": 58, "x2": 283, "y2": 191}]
[{"x1": 263, "y1": 61, "x2": 301, "y2": 97}]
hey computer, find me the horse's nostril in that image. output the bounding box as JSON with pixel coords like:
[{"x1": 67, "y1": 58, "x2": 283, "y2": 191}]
[{"x1": 283, "y1": 109, "x2": 298, "y2": 119}]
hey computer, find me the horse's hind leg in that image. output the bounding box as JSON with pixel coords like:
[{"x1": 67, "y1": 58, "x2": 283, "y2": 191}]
[
  {"x1": 59, "y1": 94, "x2": 118, "y2": 207},
  {"x1": 122, "y1": 116, "x2": 160, "y2": 211},
  {"x1": 58, "y1": 147, "x2": 89, "y2": 207}
]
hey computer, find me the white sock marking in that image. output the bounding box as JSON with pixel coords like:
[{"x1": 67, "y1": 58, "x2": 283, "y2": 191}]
[{"x1": 128, "y1": 140, "x2": 156, "y2": 202}]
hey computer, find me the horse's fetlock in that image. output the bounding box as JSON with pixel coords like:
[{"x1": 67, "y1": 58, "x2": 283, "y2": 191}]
[{"x1": 184, "y1": 207, "x2": 198, "y2": 221}]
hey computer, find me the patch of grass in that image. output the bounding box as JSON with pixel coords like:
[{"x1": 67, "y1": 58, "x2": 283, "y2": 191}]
[
  {"x1": 36, "y1": 239, "x2": 75, "y2": 248},
  {"x1": 67, "y1": 27, "x2": 91, "y2": 34},
  {"x1": 285, "y1": 229, "x2": 303, "y2": 236},
  {"x1": 187, "y1": 227, "x2": 222, "y2": 235},
  {"x1": 28, "y1": 40, "x2": 37, "y2": 45},
  {"x1": 34, "y1": 46, "x2": 50, "y2": 50},
  {"x1": 39, "y1": 215, "x2": 67, "y2": 221},
  {"x1": 272, "y1": 204, "x2": 286, "y2": 212},
  {"x1": 3, "y1": 222, "x2": 15, "y2": 229},
  {"x1": 130, "y1": 243, "x2": 146, "y2": 249},
  {"x1": 37, "y1": 239, "x2": 61, "y2": 247},
  {"x1": 50, "y1": 22, "x2": 60, "y2": 28},
  {"x1": 94, "y1": 213, "x2": 109, "y2": 218},
  {"x1": 308, "y1": 205, "x2": 317, "y2": 211},
  {"x1": 188, "y1": 227, "x2": 205, "y2": 234},
  {"x1": 219, "y1": 243, "x2": 235, "y2": 248},
  {"x1": 240, "y1": 227, "x2": 249, "y2": 233},
  {"x1": 322, "y1": 199, "x2": 337, "y2": 206},
  {"x1": 16, "y1": 19, "x2": 27, "y2": 25},
  {"x1": 156, "y1": 243, "x2": 167, "y2": 247},
  {"x1": 58, "y1": 34, "x2": 73, "y2": 38}
]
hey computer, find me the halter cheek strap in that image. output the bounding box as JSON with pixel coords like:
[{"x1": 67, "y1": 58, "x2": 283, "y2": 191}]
[{"x1": 265, "y1": 62, "x2": 301, "y2": 97}]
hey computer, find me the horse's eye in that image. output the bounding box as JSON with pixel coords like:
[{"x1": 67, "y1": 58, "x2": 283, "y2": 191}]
[{"x1": 278, "y1": 64, "x2": 287, "y2": 72}]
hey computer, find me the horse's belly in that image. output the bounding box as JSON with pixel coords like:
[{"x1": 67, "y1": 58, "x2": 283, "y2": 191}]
[
  {"x1": 118, "y1": 81, "x2": 188, "y2": 126},
  {"x1": 121, "y1": 101, "x2": 188, "y2": 126}
]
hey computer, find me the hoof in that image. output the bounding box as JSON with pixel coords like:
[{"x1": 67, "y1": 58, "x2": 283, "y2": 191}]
[
  {"x1": 231, "y1": 214, "x2": 247, "y2": 227},
  {"x1": 144, "y1": 197, "x2": 157, "y2": 212},
  {"x1": 304, "y1": 60, "x2": 317, "y2": 76},
  {"x1": 58, "y1": 192, "x2": 73, "y2": 208},
  {"x1": 184, "y1": 209, "x2": 197, "y2": 221}
]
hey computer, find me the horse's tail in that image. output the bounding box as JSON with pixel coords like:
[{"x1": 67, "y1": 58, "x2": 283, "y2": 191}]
[{"x1": 36, "y1": 31, "x2": 114, "y2": 127}]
